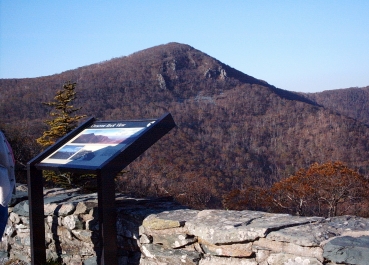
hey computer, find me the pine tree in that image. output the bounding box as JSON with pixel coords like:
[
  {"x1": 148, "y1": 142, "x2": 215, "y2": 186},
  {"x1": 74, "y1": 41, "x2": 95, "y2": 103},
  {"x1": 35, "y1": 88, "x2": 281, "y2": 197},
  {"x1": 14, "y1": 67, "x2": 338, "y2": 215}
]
[
  {"x1": 37, "y1": 82, "x2": 88, "y2": 188},
  {"x1": 37, "y1": 81, "x2": 86, "y2": 147}
]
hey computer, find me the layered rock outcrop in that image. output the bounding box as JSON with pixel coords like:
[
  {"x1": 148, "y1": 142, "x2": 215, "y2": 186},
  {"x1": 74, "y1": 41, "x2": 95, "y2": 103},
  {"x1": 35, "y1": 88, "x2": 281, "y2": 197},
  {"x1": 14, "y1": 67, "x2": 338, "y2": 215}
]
[{"x1": 1, "y1": 185, "x2": 369, "y2": 265}]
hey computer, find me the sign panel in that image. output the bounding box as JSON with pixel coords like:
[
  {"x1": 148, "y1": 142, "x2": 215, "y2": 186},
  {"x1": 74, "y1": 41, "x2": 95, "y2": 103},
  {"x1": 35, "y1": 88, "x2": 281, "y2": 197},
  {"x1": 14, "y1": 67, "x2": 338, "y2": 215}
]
[
  {"x1": 35, "y1": 113, "x2": 175, "y2": 172},
  {"x1": 39, "y1": 120, "x2": 153, "y2": 167}
]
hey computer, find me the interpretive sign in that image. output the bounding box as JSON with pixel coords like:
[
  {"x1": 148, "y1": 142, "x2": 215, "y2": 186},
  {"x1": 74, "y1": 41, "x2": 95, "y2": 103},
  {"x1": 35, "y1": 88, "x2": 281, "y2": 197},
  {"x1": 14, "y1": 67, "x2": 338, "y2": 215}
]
[
  {"x1": 38, "y1": 119, "x2": 157, "y2": 170},
  {"x1": 27, "y1": 113, "x2": 176, "y2": 265},
  {"x1": 35, "y1": 113, "x2": 175, "y2": 173}
]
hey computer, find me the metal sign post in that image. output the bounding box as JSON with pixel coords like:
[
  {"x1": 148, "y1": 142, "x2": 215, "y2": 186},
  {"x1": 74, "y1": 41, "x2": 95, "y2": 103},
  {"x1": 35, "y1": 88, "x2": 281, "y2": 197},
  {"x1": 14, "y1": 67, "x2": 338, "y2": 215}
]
[
  {"x1": 27, "y1": 113, "x2": 176, "y2": 265},
  {"x1": 96, "y1": 167, "x2": 117, "y2": 265}
]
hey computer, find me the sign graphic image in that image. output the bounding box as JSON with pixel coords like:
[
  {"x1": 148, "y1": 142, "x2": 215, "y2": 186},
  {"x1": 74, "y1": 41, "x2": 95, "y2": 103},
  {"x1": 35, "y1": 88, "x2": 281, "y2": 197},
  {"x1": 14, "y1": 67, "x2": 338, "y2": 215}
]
[{"x1": 39, "y1": 123, "x2": 147, "y2": 168}]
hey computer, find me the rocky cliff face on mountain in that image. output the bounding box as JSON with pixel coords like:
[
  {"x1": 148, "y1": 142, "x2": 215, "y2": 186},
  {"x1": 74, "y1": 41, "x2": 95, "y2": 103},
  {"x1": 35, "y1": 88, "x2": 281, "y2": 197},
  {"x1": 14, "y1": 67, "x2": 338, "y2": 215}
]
[{"x1": 1, "y1": 42, "x2": 369, "y2": 209}]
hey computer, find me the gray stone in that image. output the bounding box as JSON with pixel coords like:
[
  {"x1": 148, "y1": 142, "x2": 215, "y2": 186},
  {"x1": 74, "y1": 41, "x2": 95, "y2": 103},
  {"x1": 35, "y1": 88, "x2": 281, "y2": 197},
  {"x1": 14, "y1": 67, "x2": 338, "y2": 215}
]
[
  {"x1": 43, "y1": 188, "x2": 80, "y2": 197},
  {"x1": 43, "y1": 194, "x2": 77, "y2": 204},
  {"x1": 62, "y1": 215, "x2": 83, "y2": 230},
  {"x1": 45, "y1": 249, "x2": 59, "y2": 262},
  {"x1": 151, "y1": 229, "x2": 197, "y2": 249},
  {"x1": 326, "y1": 215, "x2": 369, "y2": 231},
  {"x1": 186, "y1": 210, "x2": 265, "y2": 244},
  {"x1": 56, "y1": 203, "x2": 76, "y2": 216},
  {"x1": 267, "y1": 253, "x2": 322, "y2": 265},
  {"x1": 57, "y1": 226, "x2": 73, "y2": 241},
  {"x1": 74, "y1": 201, "x2": 89, "y2": 214},
  {"x1": 199, "y1": 256, "x2": 257, "y2": 265},
  {"x1": 266, "y1": 221, "x2": 326, "y2": 247},
  {"x1": 9, "y1": 190, "x2": 28, "y2": 206},
  {"x1": 323, "y1": 236, "x2": 369, "y2": 265},
  {"x1": 0, "y1": 251, "x2": 8, "y2": 259},
  {"x1": 19, "y1": 216, "x2": 29, "y2": 225},
  {"x1": 8, "y1": 212, "x2": 20, "y2": 224},
  {"x1": 253, "y1": 238, "x2": 323, "y2": 262},
  {"x1": 83, "y1": 256, "x2": 98, "y2": 265},
  {"x1": 140, "y1": 244, "x2": 201, "y2": 265},
  {"x1": 186, "y1": 210, "x2": 320, "y2": 245},
  {"x1": 43, "y1": 203, "x2": 59, "y2": 216},
  {"x1": 140, "y1": 234, "x2": 152, "y2": 244},
  {"x1": 12, "y1": 200, "x2": 29, "y2": 216},
  {"x1": 142, "y1": 209, "x2": 198, "y2": 230},
  {"x1": 71, "y1": 229, "x2": 93, "y2": 243},
  {"x1": 200, "y1": 241, "x2": 253, "y2": 257},
  {"x1": 246, "y1": 213, "x2": 322, "y2": 234}
]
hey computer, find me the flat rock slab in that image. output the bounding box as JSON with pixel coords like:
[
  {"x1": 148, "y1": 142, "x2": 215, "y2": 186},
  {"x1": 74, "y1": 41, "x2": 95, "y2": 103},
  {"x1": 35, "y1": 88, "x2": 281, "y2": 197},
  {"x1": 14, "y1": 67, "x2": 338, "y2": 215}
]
[
  {"x1": 199, "y1": 256, "x2": 257, "y2": 265},
  {"x1": 267, "y1": 253, "x2": 322, "y2": 265},
  {"x1": 264, "y1": 215, "x2": 369, "y2": 248},
  {"x1": 267, "y1": 222, "x2": 328, "y2": 247},
  {"x1": 186, "y1": 210, "x2": 321, "y2": 244},
  {"x1": 323, "y1": 236, "x2": 369, "y2": 265},
  {"x1": 143, "y1": 209, "x2": 199, "y2": 230},
  {"x1": 141, "y1": 244, "x2": 201, "y2": 265}
]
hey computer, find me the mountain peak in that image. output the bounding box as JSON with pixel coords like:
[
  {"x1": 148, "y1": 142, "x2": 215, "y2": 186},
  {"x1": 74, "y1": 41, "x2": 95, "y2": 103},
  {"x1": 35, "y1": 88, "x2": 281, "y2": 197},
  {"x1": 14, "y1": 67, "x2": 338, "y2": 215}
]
[{"x1": 2, "y1": 43, "x2": 369, "y2": 210}]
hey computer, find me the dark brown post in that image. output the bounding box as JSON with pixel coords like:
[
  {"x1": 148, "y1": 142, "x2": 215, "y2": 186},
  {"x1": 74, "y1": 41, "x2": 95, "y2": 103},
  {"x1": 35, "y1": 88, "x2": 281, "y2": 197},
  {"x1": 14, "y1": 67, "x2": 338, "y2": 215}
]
[
  {"x1": 97, "y1": 169, "x2": 118, "y2": 265},
  {"x1": 27, "y1": 164, "x2": 46, "y2": 265}
]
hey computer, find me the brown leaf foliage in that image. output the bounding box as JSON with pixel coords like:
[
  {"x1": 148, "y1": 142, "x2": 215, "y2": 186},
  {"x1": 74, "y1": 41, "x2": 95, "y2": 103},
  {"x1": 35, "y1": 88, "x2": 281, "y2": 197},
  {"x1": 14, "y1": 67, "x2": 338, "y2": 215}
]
[{"x1": 268, "y1": 161, "x2": 369, "y2": 217}]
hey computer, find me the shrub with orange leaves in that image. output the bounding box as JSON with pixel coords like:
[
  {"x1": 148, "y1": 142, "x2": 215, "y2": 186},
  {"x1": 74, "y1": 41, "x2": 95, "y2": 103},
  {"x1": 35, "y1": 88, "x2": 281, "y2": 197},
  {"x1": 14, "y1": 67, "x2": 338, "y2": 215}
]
[{"x1": 269, "y1": 161, "x2": 369, "y2": 217}]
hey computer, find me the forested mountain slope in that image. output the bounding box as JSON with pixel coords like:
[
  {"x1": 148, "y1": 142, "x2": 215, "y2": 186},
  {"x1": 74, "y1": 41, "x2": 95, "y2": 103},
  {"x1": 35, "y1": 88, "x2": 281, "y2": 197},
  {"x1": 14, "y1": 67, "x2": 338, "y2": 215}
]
[
  {"x1": 1, "y1": 42, "x2": 369, "y2": 208},
  {"x1": 304, "y1": 86, "x2": 369, "y2": 125}
]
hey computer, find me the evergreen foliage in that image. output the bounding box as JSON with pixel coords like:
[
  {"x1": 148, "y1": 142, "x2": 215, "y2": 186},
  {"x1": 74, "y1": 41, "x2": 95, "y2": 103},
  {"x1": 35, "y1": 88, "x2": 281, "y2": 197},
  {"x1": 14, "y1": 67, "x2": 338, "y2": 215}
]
[
  {"x1": 36, "y1": 81, "x2": 86, "y2": 147},
  {"x1": 36, "y1": 81, "x2": 88, "y2": 188}
]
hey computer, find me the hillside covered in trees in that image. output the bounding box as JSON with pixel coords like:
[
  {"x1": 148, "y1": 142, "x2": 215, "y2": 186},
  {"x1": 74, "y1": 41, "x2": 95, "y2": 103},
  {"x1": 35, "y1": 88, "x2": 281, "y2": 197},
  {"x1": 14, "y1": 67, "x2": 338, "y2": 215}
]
[
  {"x1": 304, "y1": 86, "x2": 369, "y2": 125},
  {"x1": 1, "y1": 42, "x2": 369, "y2": 210}
]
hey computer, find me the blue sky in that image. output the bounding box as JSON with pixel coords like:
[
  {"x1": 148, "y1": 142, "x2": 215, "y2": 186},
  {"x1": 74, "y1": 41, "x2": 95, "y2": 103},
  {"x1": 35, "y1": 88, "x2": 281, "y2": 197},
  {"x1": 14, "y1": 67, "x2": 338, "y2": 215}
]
[{"x1": 1, "y1": 0, "x2": 368, "y2": 93}]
